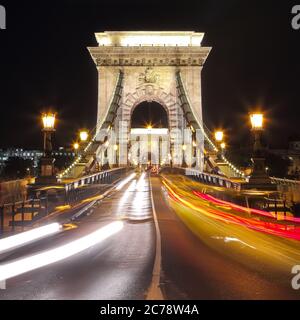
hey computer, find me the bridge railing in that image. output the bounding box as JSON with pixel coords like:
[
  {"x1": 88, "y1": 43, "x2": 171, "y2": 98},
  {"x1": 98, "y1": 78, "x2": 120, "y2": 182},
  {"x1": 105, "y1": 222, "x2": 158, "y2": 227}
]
[
  {"x1": 63, "y1": 167, "x2": 127, "y2": 204},
  {"x1": 270, "y1": 177, "x2": 300, "y2": 186},
  {"x1": 160, "y1": 166, "x2": 300, "y2": 218},
  {"x1": 0, "y1": 197, "x2": 48, "y2": 234},
  {"x1": 0, "y1": 167, "x2": 128, "y2": 236},
  {"x1": 161, "y1": 166, "x2": 242, "y2": 191}
]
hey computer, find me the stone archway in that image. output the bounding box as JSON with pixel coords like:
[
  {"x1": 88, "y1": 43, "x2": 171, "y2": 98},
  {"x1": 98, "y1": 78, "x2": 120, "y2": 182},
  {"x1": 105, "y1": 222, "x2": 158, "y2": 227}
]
[
  {"x1": 131, "y1": 101, "x2": 168, "y2": 129},
  {"x1": 121, "y1": 83, "x2": 180, "y2": 132}
]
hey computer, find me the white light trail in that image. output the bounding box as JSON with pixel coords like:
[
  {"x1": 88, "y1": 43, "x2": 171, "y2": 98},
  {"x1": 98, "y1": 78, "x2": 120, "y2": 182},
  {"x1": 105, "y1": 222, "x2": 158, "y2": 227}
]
[
  {"x1": 0, "y1": 221, "x2": 124, "y2": 282},
  {"x1": 115, "y1": 173, "x2": 136, "y2": 191},
  {"x1": 117, "y1": 180, "x2": 136, "y2": 209},
  {"x1": 0, "y1": 223, "x2": 61, "y2": 254},
  {"x1": 135, "y1": 172, "x2": 146, "y2": 191}
]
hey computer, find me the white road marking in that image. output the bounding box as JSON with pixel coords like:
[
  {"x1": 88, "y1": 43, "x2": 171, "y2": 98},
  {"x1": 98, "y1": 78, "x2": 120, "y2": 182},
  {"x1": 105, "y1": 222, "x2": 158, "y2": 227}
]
[{"x1": 146, "y1": 176, "x2": 164, "y2": 300}]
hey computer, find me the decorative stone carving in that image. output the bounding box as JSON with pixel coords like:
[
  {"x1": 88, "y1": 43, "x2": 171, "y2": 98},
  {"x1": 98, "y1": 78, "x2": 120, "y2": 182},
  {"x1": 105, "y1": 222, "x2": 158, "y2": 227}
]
[{"x1": 138, "y1": 67, "x2": 160, "y2": 85}]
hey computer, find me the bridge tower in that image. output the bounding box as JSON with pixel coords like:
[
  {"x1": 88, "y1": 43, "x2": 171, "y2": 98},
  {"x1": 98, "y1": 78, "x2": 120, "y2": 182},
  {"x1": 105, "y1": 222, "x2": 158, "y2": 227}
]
[{"x1": 88, "y1": 31, "x2": 211, "y2": 170}]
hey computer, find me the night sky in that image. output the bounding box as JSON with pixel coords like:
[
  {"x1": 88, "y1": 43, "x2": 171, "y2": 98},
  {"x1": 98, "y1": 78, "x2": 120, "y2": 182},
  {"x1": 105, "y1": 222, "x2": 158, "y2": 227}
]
[{"x1": 0, "y1": 0, "x2": 299, "y2": 150}]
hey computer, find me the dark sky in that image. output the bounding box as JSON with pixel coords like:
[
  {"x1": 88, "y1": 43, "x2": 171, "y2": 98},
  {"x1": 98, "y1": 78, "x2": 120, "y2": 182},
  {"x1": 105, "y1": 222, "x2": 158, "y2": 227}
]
[{"x1": 0, "y1": 0, "x2": 299, "y2": 150}]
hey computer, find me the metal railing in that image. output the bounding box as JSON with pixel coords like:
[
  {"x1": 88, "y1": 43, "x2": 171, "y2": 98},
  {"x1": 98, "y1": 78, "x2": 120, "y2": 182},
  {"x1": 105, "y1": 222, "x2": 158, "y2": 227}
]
[
  {"x1": 63, "y1": 167, "x2": 128, "y2": 204},
  {"x1": 0, "y1": 167, "x2": 128, "y2": 235},
  {"x1": 0, "y1": 197, "x2": 48, "y2": 233},
  {"x1": 160, "y1": 166, "x2": 299, "y2": 218},
  {"x1": 270, "y1": 176, "x2": 300, "y2": 186},
  {"x1": 162, "y1": 166, "x2": 242, "y2": 190}
]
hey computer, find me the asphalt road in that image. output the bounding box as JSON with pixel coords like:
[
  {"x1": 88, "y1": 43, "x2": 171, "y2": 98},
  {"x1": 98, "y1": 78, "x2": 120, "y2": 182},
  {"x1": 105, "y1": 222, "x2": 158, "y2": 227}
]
[
  {"x1": 0, "y1": 173, "x2": 155, "y2": 300},
  {"x1": 1, "y1": 172, "x2": 300, "y2": 300},
  {"x1": 151, "y1": 175, "x2": 300, "y2": 299}
]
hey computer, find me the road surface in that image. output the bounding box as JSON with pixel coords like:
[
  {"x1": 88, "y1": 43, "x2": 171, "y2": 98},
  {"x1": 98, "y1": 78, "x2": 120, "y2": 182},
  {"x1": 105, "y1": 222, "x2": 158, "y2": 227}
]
[
  {"x1": 0, "y1": 173, "x2": 155, "y2": 299},
  {"x1": 153, "y1": 174, "x2": 300, "y2": 299},
  {"x1": 0, "y1": 172, "x2": 300, "y2": 299}
]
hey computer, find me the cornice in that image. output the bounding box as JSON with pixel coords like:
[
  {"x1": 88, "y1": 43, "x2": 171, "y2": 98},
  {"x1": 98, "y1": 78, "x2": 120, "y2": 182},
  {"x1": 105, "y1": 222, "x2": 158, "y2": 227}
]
[{"x1": 88, "y1": 46, "x2": 211, "y2": 67}]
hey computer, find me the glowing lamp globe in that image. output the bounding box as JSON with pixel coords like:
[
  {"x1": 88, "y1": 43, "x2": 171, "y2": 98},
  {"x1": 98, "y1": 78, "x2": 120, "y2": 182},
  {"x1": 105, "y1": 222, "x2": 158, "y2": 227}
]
[
  {"x1": 214, "y1": 131, "x2": 223, "y2": 142},
  {"x1": 42, "y1": 113, "x2": 56, "y2": 131},
  {"x1": 80, "y1": 131, "x2": 88, "y2": 142},
  {"x1": 250, "y1": 113, "x2": 263, "y2": 130}
]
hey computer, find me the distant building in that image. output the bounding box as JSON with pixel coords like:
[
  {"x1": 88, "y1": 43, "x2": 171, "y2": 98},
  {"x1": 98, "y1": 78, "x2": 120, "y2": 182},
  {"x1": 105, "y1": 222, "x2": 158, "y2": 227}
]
[
  {"x1": 0, "y1": 148, "x2": 75, "y2": 170},
  {"x1": 270, "y1": 139, "x2": 300, "y2": 179}
]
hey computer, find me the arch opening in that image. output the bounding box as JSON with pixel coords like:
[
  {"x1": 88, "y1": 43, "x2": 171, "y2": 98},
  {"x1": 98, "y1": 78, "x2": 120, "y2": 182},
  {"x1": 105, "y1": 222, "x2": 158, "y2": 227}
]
[
  {"x1": 130, "y1": 101, "x2": 169, "y2": 168},
  {"x1": 131, "y1": 101, "x2": 168, "y2": 129}
]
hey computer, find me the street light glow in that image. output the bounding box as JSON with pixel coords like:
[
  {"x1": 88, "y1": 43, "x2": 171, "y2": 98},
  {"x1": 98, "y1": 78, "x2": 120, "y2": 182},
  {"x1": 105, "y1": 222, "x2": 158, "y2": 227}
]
[
  {"x1": 80, "y1": 131, "x2": 88, "y2": 142},
  {"x1": 42, "y1": 113, "x2": 56, "y2": 131},
  {"x1": 214, "y1": 131, "x2": 223, "y2": 142},
  {"x1": 73, "y1": 142, "x2": 79, "y2": 150},
  {"x1": 250, "y1": 113, "x2": 263, "y2": 130}
]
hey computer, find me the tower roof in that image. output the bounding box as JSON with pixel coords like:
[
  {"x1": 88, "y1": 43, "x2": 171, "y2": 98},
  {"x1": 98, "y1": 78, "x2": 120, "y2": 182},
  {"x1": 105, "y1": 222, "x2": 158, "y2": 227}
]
[{"x1": 95, "y1": 31, "x2": 205, "y2": 47}]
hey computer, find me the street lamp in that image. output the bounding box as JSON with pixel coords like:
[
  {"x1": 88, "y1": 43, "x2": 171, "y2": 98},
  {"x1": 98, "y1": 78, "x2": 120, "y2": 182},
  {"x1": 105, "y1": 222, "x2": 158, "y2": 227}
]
[
  {"x1": 79, "y1": 131, "x2": 88, "y2": 142},
  {"x1": 214, "y1": 131, "x2": 223, "y2": 142},
  {"x1": 36, "y1": 112, "x2": 57, "y2": 184},
  {"x1": 73, "y1": 142, "x2": 79, "y2": 150},
  {"x1": 214, "y1": 130, "x2": 224, "y2": 162},
  {"x1": 42, "y1": 113, "x2": 56, "y2": 153},
  {"x1": 73, "y1": 142, "x2": 79, "y2": 156},
  {"x1": 78, "y1": 130, "x2": 89, "y2": 163},
  {"x1": 250, "y1": 113, "x2": 263, "y2": 130},
  {"x1": 247, "y1": 112, "x2": 275, "y2": 190},
  {"x1": 250, "y1": 113, "x2": 263, "y2": 153}
]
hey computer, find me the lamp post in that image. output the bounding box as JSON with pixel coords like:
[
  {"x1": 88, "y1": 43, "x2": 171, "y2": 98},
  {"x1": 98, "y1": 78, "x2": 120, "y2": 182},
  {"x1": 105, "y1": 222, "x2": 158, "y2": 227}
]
[
  {"x1": 220, "y1": 142, "x2": 226, "y2": 157},
  {"x1": 78, "y1": 130, "x2": 88, "y2": 163},
  {"x1": 246, "y1": 112, "x2": 275, "y2": 190},
  {"x1": 215, "y1": 131, "x2": 223, "y2": 143},
  {"x1": 36, "y1": 112, "x2": 57, "y2": 184},
  {"x1": 73, "y1": 142, "x2": 79, "y2": 156},
  {"x1": 79, "y1": 131, "x2": 88, "y2": 143},
  {"x1": 214, "y1": 130, "x2": 224, "y2": 162}
]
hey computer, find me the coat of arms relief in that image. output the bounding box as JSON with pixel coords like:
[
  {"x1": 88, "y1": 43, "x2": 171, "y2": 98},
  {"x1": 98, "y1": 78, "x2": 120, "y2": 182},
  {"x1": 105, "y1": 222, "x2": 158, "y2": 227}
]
[{"x1": 138, "y1": 67, "x2": 160, "y2": 86}]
